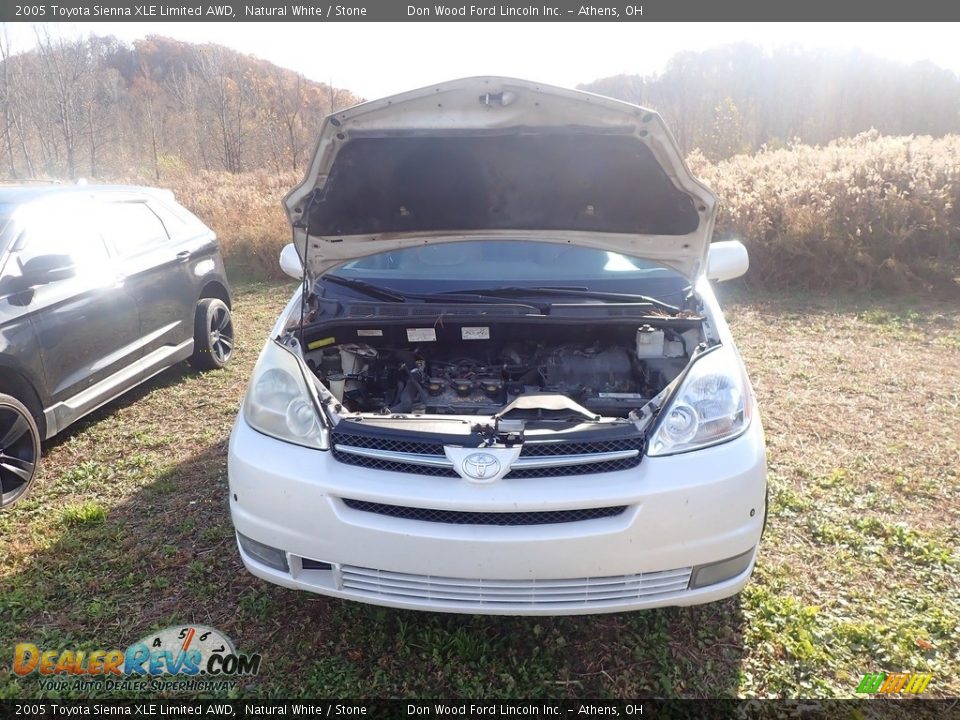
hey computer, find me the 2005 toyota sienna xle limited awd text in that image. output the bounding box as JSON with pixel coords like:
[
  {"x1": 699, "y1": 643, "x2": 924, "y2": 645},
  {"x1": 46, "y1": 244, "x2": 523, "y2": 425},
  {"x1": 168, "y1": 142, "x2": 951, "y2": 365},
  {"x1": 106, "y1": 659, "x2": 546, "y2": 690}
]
[
  {"x1": 0, "y1": 185, "x2": 234, "y2": 507},
  {"x1": 229, "y1": 77, "x2": 766, "y2": 615}
]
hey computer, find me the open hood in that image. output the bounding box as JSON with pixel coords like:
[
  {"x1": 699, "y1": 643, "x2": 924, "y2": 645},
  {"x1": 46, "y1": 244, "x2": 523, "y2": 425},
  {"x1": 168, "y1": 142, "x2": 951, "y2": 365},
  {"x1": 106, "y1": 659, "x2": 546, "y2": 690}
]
[{"x1": 285, "y1": 77, "x2": 717, "y2": 282}]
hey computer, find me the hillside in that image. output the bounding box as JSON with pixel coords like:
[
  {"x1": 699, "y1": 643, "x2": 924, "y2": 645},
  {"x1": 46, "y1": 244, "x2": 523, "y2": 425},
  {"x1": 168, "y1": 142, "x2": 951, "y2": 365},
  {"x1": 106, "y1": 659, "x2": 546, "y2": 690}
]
[
  {"x1": 4, "y1": 38, "x2": 960, "y2": 178},
  {"x1": 579, "y1": 45, "x2": 960, "y2": 159},
  {"x1": 0, "y1": 33, "x2": 361, "y2": 180}
]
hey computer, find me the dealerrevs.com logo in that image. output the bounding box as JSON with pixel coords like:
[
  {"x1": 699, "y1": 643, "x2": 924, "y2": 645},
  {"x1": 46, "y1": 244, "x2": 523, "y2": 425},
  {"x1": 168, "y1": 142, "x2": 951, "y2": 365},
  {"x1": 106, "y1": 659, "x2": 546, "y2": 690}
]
[{"x1": 13, "y1": 625, "x2": 261, "y2": 692}]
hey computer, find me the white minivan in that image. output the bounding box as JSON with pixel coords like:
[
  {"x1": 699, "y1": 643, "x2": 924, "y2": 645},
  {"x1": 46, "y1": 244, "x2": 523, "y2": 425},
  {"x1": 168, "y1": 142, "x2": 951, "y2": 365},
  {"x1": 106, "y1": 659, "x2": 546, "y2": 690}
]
[{"x1": 228, "y1": 77, "x2": 766, "y2": 615}]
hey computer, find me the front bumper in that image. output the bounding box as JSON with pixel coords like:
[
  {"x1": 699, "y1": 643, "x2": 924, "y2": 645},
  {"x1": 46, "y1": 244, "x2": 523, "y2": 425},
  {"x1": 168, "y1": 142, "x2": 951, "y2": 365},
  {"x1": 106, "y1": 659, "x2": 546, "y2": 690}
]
[{"x1": 227, "y1": 415, "x2": 766, "y2": 615}]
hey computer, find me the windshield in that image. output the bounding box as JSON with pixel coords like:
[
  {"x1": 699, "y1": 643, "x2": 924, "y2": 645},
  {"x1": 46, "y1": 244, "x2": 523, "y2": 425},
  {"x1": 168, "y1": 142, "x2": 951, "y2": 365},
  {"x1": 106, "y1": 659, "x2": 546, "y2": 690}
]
[
  {"x1": 0, "y1": 203, "x2": 16, "y2": 254},
  {"x1": 329, "y1": 240, "x2": 687, "y2": 300}
]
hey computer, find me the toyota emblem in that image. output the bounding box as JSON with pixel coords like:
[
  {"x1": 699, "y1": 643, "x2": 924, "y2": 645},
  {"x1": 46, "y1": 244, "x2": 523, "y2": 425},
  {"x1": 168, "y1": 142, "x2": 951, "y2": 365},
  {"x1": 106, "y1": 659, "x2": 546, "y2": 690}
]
[{"x1": 461, "y1": 452, "x2": 501, "y2": 481}]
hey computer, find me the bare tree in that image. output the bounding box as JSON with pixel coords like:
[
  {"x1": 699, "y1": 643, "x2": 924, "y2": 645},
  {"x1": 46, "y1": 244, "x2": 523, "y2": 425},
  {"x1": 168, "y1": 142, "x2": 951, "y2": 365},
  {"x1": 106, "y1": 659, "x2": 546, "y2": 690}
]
[
  {"x1": 79, "y1": 36, "x2": 125, "y2": 178},
  {"x1": 0, "y1": 31, "x2": 366, "y2": 179},
  {"x1": 166, "y1": 69, "x2": 211, "y2": 171},
  {"x1": 196, "y1": 45, "x2": 252, "y2": 173},
  {"x1": 0, "y1": 26, "x2": 39, "y2": 177},
  {"x1": 0, "y1": 26, "x2": 18, "y2": 177},
  {"x1": 273, "y1": 66, "x2": 306, "y2": 171},
  {"x1": 33, "y1": 28, "x2": 94, "y2": 178},
  {"x1": 133, "y1": 55, "x2": 165, "y2": 180}
]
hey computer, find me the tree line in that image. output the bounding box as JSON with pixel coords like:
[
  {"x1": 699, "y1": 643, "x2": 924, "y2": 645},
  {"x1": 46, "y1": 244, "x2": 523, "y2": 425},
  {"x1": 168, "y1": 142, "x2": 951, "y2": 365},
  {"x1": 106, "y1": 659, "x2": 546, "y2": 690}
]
[
  {"x1": 2, "y1": 34, "x2": 960, "y2": 180},
  {"x1": 579, "y1": 44, "x2": 960, "y2": 160},
  {"x1": 0, "y1": 30, "x2": 360, "y2": 180}
]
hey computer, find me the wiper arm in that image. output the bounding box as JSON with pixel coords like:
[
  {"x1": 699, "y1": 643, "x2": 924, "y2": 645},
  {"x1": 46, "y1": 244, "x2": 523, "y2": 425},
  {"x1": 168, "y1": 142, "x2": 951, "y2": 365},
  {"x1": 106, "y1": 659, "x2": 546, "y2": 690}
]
[
  {"x1": 320, "y1": 274, "x2": 408, "y2": 303},
  {"x1": 321, "y1": 275, "x2": 543, "y2": 309},
  {"x1": 435, "y1": 285, "x2": 682, "y2": 313},
  {"x1": 533, "y1": 287, "x2": 682, "y2": 313},
  {"x1": 320, "y1": 277, "x2": 669, "y2": 313}
]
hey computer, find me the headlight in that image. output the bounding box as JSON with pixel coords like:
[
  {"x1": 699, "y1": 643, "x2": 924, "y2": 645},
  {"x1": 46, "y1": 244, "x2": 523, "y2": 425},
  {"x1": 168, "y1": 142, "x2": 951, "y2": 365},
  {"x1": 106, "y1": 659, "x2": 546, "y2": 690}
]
[
  {"x1": 243, "y1": 340, "x2": 328, "y2": 449},
  {"x1": 647, "y1": 344, "x2": 753, "y2": 456}
]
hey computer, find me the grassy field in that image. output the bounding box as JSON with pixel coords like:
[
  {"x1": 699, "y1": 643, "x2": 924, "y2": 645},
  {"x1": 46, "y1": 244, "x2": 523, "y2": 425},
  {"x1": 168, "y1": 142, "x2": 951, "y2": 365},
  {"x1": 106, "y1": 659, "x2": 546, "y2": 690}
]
[{"x1": 1, "y1": 282, "x2": 957, "y2": 699}]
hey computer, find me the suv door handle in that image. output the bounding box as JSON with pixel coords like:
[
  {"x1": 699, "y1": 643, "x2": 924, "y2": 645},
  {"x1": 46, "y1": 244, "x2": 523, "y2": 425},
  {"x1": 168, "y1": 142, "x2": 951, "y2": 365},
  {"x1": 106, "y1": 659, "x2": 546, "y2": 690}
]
[{"x1": 176, "y1": 250, "x2": 191, "y2": 262}]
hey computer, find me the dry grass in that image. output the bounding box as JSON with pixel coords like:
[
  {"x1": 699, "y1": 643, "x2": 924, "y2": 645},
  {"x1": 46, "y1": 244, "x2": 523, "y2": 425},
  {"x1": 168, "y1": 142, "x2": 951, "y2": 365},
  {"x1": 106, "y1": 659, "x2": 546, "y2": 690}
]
[
  {"x1": 164, "y1": 169, "x2": 300, "y2": 281},
  {"x1": 0, "y1": 282, "x2": 957, "y2": 699},
  {"x1": 690, "y1": 131, "x2": 960, "y2": 293}
]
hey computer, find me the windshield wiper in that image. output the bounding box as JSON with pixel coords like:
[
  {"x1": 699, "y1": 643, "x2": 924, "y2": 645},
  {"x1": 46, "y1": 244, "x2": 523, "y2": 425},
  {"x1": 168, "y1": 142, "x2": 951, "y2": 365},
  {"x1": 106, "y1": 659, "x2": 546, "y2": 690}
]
[
  {"x1": 320, "y1": 275, "x2": 544, "y2": 309},
  {"x1": 320, "y1": 274, "x2": 409, "y2": 303},
  {"x1": 432, "y1": 285, "x2": 682, "y2": 313}
]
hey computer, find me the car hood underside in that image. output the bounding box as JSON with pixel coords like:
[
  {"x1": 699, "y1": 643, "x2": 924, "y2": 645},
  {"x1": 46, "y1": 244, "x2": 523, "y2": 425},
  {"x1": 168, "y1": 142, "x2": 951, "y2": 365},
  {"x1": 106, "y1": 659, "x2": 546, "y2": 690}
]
[{"x1": 284, "y1": 77, "x2": 718, "y2": 282}]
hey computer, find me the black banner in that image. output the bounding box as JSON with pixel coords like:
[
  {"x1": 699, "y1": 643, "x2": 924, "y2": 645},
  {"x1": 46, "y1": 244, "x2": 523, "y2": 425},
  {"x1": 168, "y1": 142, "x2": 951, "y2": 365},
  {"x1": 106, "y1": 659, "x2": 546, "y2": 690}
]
[
  {"x1": 1, "y1": 700, "x2": 959, "y2": 720},
  {"x1": 3, "y1": 0, "x2": 960, "y2": 22}
]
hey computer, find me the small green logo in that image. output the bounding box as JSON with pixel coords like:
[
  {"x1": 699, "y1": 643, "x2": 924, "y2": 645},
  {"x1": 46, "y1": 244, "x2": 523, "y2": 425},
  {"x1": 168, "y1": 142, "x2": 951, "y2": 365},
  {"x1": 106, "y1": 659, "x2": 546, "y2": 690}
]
[{"x1": 856, "y1": 672, "x2": 932, "y2": 694}]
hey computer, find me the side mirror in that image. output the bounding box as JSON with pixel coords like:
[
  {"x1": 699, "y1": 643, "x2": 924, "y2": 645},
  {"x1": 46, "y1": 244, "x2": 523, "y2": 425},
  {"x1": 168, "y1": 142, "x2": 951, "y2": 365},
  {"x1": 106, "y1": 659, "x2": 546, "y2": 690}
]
[
  {"x1": 279, "y1": 243, "x2": 303, "y2": 280},
  {"x1": 706, "y1": 241, "x2": 749, "y2": 282},
  {"x1": 21, "y1": 254, "x2": 76, "y2": 285}
]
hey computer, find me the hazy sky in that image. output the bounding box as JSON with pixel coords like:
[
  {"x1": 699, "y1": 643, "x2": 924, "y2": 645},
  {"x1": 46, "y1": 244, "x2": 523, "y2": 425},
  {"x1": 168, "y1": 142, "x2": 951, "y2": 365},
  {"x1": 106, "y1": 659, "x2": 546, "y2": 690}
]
[{"x1": 3, "y1": 22, "x2": 959, "y2": 98}]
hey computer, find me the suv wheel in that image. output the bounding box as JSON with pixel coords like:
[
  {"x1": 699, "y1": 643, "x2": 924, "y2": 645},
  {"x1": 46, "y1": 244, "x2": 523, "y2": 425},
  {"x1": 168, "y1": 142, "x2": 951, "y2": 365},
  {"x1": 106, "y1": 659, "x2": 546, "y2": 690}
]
[
  {"x1": 0, "y1": 393, "x2": 40, "y2": 508},
  {"x1": 191, "y1": 298, "x2": 235, "y2": 370}
]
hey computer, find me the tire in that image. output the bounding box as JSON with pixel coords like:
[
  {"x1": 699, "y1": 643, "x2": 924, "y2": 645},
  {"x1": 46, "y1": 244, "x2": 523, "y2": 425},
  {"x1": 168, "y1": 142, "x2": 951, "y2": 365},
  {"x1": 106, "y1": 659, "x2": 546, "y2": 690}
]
[
  {"x1": 0, "y1": 392, "x2": 41, "y2": 508},
  {"x1": 190, "y1": 298, "x2": 235, "y2": 370}
]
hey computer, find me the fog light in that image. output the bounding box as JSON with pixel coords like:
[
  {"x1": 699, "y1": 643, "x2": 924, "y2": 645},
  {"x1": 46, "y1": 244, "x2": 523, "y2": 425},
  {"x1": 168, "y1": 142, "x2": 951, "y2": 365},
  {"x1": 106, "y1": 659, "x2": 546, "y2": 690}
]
[
  {"x1": 689, "y1": 548, "x2": 754, "y2": 589},
  {"x1": 301, "y1": 558, "x2": 333, "y2": 570},
  {"x1": 236, "y1": 532, "x2": 289, "y2": 572}
]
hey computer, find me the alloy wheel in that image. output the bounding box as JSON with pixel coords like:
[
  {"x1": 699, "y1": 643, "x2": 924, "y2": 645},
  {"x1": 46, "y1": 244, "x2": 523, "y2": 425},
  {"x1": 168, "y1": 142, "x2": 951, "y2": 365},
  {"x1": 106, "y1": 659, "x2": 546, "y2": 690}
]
[
  {"x1": 209, "y1": 305, "x2": 235, "y2": 364},
  {"x1": 0, "y1": 404, "x2": 38, "y2": 507}
]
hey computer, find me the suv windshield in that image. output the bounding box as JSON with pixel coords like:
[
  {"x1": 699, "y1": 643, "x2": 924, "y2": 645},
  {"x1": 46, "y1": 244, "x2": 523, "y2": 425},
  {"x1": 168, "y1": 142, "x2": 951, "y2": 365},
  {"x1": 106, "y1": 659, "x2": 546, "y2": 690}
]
[{"x1": 328, "y1": 240, "x2": 687, "y2": 300}]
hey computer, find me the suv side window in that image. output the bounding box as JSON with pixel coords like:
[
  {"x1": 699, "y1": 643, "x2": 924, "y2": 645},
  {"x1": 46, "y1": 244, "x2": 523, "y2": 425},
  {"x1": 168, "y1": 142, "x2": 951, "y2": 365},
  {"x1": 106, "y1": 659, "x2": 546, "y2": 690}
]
[
  {"x1": 16, "y1": 203, "x2": 111, "y2": 274},
  {"x1": 147, "y1": 200, "x2": 191, "y2": 239},
  {"x1": 101, "y1": 201, "x2": 170, "y2": 258}
]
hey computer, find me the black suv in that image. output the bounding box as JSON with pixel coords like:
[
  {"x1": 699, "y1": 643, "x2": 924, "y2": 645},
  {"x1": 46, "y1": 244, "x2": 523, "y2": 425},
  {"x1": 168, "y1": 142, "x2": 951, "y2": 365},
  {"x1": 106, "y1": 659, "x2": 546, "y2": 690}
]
[{"x1": 0, "y1": 185, "x2": 234, "y2": 507}]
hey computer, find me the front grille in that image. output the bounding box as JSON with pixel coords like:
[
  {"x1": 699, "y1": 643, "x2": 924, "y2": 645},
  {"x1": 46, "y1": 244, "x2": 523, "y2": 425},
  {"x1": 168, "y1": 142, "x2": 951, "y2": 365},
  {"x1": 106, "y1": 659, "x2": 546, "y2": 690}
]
[
  {"x1": 520, "y1": 438, "x2": 641, "y2": 456},
  {"x1": 339, "y1": 565, "x2": 693, "y2": 608},
  {"x1": 506, "y1": 457, "x2": 641, "y2": 479},
  {"x1": 509, "y1": 437, "x2": 643, "y2": 478},
  {"x1": 330, "y1": 429, "x2": 643, "y2": 479},
  {"x1": 330, "y1": 431, "x2": 444, "y2": 456},
  {"x1": 330, "y1": 430, "x2": 458, "y2": 477},
  {"x1": 342, "y1": 499, "x2": 626, "y2": 525}
]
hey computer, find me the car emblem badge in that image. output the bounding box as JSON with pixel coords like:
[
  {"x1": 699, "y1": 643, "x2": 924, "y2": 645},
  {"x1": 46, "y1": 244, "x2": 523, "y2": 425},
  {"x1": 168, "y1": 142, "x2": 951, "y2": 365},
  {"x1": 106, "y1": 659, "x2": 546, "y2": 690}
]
[
  {"x1": 462, "y1": 453, "x2": 501, "y2": 481},
  {"x1": 444, "y1": 446, "x2": 519, "y2": 484}
]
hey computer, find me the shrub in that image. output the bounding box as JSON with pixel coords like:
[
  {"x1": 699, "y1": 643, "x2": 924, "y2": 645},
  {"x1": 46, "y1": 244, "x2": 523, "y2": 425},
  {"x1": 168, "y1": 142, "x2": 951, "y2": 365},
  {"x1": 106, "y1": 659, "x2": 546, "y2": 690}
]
[
  {"x1": 164, "y1": 169, "x2": 299, "y2": 280},
  {"x1": 689, "y1": 131, "x2": 960, "y2": 293}
]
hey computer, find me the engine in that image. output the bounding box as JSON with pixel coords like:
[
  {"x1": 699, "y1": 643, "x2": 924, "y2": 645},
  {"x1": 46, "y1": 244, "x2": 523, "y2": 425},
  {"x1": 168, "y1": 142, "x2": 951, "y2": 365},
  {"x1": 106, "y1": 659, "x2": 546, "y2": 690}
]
[{"x1": 307, "y1": 332, "x2": 690, "y2": 417}]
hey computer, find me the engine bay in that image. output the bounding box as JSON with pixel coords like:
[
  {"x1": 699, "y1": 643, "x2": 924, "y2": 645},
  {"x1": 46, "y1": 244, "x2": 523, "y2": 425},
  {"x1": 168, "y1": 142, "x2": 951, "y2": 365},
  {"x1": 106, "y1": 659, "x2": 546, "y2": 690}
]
[{"x1": 303, "y1": 320, "x2": 703, "y2": 418}]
